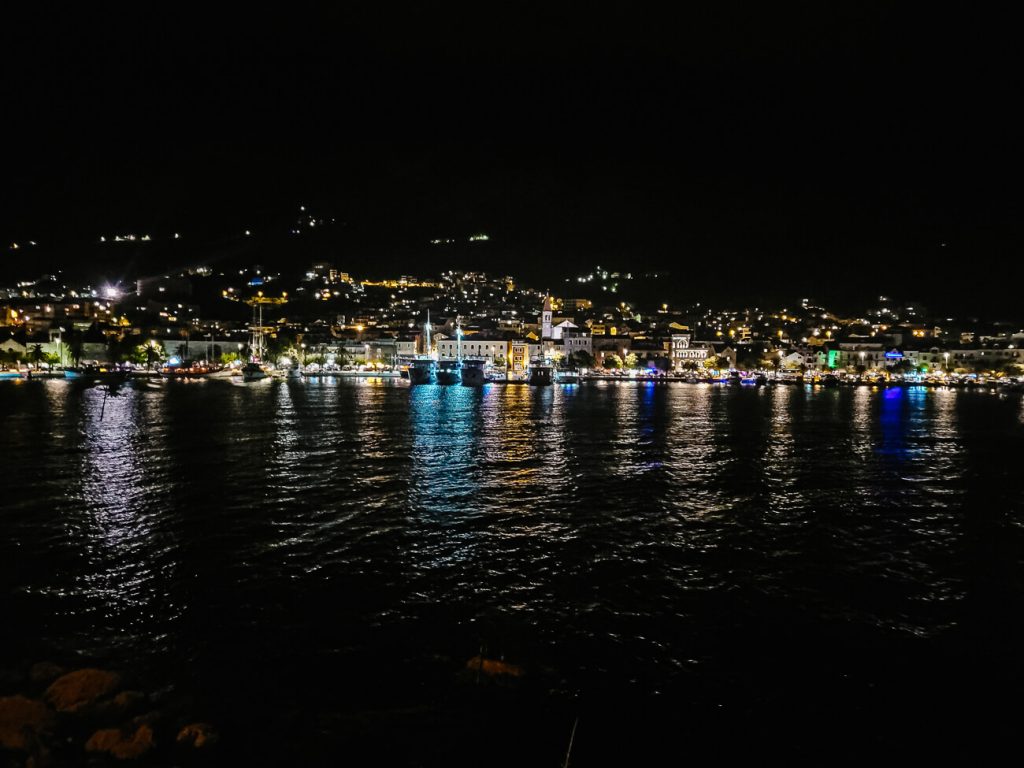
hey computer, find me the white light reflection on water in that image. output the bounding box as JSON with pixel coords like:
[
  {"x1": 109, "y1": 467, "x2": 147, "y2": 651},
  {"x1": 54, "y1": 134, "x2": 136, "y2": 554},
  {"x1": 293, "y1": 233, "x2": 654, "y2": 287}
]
[
  {"x1": 59, "y1": 384, "x2": 180, "y2": 654},
  {"x1": 762, "y1": 384, "x2": 800, "y2": 519},
  {"x1": 3, "y1": 378, "x2": 1023, "y2": 714}
]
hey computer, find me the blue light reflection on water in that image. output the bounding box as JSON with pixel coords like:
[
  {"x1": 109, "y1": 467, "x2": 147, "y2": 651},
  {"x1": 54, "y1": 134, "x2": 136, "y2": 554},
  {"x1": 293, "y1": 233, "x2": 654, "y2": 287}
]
[{"x1": 1, "y1": 379, "x2": 1023, "y2": 754}]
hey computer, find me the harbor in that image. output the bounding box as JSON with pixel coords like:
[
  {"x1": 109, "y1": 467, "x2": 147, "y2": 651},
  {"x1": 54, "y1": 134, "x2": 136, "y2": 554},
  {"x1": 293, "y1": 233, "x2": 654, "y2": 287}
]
[
  {"x1": 3, "y1": 372, "x2": 1023, "y2": 764},
  {"x1": 3, "y1": 362, "x2": 1022, "y2": 394}
]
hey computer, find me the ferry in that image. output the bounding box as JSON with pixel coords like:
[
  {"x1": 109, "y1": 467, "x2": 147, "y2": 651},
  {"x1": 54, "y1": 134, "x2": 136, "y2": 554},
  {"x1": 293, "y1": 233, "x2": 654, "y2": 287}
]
[
  {"x1": 408, "y1": 359, "x2": 435, "y2": 384},
  {"x1": 437, "y1": 359, "x2": 462, "y2": 385},
  {"x1": 435, "y1": 315, "x2": 465, "y2": 385},
  {"x1": 408, "y1": 310, "x2": 437, "y2": 385},
  {"x1": 528, "y1": 360, "x2": 553, "y2": 386},
  {"x1": 461, "y1": 358, "x2": 486, "y2": 387}
]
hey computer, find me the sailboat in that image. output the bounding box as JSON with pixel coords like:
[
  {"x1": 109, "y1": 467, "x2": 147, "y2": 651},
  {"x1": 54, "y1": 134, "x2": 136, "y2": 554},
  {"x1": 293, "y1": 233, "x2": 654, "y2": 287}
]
[
  {"x1": 242, "y1": 302, "x2": 269, "y2": 382},
  {"x1": 408, "y1": 310, "x2": 437, "y2": 385}
]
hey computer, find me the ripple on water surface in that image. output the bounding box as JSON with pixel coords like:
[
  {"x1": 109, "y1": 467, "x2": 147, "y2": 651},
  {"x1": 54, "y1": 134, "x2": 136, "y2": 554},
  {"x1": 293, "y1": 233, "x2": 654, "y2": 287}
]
[{"x1": 1, "y1": 379, "x2": 1023, "y2": 757}]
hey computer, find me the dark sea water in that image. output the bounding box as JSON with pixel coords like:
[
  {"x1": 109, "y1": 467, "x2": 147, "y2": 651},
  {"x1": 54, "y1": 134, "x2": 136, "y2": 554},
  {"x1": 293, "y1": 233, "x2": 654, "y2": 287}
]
[{"x1": 2, "y1": 379, "x2": 1024, "y2": 764}]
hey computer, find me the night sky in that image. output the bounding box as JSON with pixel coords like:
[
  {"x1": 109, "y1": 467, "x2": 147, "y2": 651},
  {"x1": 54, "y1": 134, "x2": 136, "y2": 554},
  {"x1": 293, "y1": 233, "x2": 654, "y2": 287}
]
[{"x1": 3, "y1": 7, "x2": 1021, "y2": 314}]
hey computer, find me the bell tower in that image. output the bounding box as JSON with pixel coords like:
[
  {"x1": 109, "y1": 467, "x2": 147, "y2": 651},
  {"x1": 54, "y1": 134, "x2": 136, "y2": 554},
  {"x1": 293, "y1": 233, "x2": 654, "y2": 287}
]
[{"x1": 541, "y1": 295, "x2": 553, "y2": 339}]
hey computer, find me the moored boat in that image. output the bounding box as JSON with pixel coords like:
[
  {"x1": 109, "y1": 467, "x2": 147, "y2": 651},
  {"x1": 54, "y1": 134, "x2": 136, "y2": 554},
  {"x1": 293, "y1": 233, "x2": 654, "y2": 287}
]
[
  {"x1": 461, "y1": 358, "x2": 486, "y2": 386},
  {"x1": 408, "y1": 310, "x2": 438, "y2": 385},
  {"x1": 64, "y1": 366, "x2": 128, "y2": 383},
  {"x1": 408, "y1": 358, "x2": 435, "y2": 385},
  {"x1": 528, "y1": 362, "x2": 553, "y2": 386},
  {"x1": 436, "y1": 358, "x2": 462, "y2": 385},
  {"x1": 241, "y1": 362, "x2": 267, "y2": 382}
]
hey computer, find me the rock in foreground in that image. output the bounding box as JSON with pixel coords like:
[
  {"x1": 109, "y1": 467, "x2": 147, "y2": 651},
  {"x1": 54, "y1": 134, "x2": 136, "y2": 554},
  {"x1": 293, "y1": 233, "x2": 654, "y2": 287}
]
[
  {"x1": 85, "y1": 723, "x2": 154, "y2": 759},
  {"x1": 465, "y1": 656, "x2": 526, "y2": 678},
  {"x1": 45, "y1": 668, "x2": 121, "y2": 712},
  {"x1": 177, "y1": 721, "x2": 218, "y2": 748},
  {"x1": 0, "y1": 695, "x2": 54, "y2": 751}
]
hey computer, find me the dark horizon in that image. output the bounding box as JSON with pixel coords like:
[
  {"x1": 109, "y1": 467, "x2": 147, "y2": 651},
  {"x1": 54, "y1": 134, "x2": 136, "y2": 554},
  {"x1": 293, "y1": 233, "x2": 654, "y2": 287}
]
[
  {"x1": 3, "y1": 8, "x2": 1022, "y2": 315},
  {"x1": 4, "y1": 12, "x2": 1024, "y2": 766}
]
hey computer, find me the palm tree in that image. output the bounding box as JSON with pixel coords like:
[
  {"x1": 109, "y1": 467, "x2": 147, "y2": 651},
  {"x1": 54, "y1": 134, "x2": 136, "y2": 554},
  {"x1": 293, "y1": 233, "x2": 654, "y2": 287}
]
[
  {"x1": 30, "y1": 344, "x2": 44, "y2": 369},
  {"x1": 603, "y1": 353, "x2": 623, "y2": 370},
  {"x1": 145, "y1": 342, "x2": 163, "y2": 370},
  {"x1": 67, "y1": 332, "x2": 84, "y2": 366},
  {"x1": 570, "y1": 350, "x2": 596, "y2": 369}
]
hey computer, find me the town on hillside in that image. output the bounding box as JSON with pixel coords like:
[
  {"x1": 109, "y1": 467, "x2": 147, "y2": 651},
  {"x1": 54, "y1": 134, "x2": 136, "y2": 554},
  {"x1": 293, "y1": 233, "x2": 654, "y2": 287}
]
[{"x1": 2, "y1": 263, "x2": 1022, "y2": 386}]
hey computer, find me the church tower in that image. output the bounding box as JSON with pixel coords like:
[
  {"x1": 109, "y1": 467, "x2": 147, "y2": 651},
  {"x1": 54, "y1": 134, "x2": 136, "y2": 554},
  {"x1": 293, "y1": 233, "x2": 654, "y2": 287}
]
[{"x1": 541, "y1": 295, "x2": 553, "y2": 339}]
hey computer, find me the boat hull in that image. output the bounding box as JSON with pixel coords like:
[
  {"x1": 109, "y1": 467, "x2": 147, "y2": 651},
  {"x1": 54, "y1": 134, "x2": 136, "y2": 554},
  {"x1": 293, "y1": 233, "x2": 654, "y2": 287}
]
[
  {"x1": 436, "y1": 360, "x2": 462, "y2": 385},
  {"x1": 461, "y1": 366, "x2": 485, "y2": 386},
  {"x1": 408, "y1": 362, "x2": 435, "y2": 385},
  {"x1": 528, "y1": 366, "x2": 553, "y2": 386},
  {"x1": 241, "y1": 363, "x2": 267, "y2": 382}
]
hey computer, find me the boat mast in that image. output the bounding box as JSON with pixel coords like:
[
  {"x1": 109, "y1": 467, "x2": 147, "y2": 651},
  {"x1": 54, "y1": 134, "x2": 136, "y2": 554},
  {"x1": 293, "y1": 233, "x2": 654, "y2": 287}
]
[
  {"x1": 257, "y1": 303, "x2": 264, "y2": 361},
  {"x1": 424, "y1": 310, "x2": 432, "y2": 357},
  {"x1": 249, "y1": 304, "x2": 258, "y2": 362},
  {"x1": 245, "y1": 292, "x2": 287, "y2": 364}
]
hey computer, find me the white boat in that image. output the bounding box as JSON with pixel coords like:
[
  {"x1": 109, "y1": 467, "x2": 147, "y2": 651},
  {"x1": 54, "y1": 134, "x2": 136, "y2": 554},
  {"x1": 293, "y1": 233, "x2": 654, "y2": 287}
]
[
  {"x1": 241, "y1": 299, "x2": 272, "y2": 382},
  {"x1": 241, "y1": 362, "x2": 267, "y2": 382}
]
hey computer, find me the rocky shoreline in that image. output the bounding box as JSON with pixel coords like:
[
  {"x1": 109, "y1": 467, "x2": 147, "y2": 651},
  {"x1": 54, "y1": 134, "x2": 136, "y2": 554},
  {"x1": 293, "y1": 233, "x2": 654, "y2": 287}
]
[{"x1": 1, "y1": 662, "x2": 216, "y2": 766}]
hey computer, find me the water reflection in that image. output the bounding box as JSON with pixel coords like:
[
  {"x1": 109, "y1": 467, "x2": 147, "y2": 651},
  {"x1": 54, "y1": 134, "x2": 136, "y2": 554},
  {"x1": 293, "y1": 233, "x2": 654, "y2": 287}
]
[
  {"x1": 61, "y1": 386, "x2": 179, "y2": 657},
  {"x1": 1, "y1": 379, "x2": 1022, "y2": 736}
]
